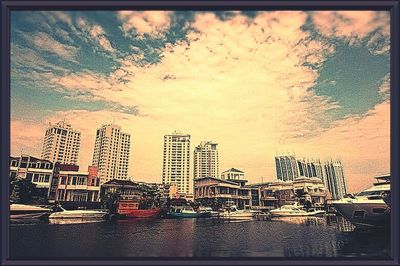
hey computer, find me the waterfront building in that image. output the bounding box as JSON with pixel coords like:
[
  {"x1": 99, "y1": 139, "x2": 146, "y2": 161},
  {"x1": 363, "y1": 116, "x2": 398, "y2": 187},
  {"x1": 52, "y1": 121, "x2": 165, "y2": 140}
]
[
  {"x1": 100, "y1": 179, "x2": 146, "y2": 201},
  {"x1": 220, "y1": 168, "x2": 245, "y2": 180},
  {"x1": 162, "y1": 131, "x2": 190, "y2": 194},
  {"x1": 54, "y1": 165, "x2": 101, "y2": 202},
  {"x1": 92, "y1": 124, "x2": 131, "y2": 184},
  {"x1": 194, "y1": 177, "x2": 251, "y2": 208},
  {"x1": 193, "y1": 141, "x2": 219, "y2": 179},
  {"x1": 275, "y1": 155, "x2": 299, "y2": 181},
  {"x1": 324, "y1": 160, "x2": 348, "y2": 199},
  {"x1": 9, "y1": 155, "x2": 54, "y2": 196},
  {"x1": 41, "y1": 120, "x2": 81, "y2": 165},
  {"x1": 293, "y1": 177, "x2": 326, "y2": 206}
]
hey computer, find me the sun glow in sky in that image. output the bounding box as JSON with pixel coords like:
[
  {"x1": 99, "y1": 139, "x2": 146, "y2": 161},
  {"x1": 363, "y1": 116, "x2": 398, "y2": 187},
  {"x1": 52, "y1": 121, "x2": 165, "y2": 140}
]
[{"x1": 10, "y1": 11, "x2": 390, "y2": 193}]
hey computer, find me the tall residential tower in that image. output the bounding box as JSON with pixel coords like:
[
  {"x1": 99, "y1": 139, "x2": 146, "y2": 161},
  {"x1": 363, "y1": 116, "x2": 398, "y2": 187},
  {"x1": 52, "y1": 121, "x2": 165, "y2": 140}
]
[
  {"x1": 162, "y1": 131, "x2": 190, "y2": 194},
  {"x1": 92, "y1": 124, "x2": 131, "y2": 184},
  {"x1": 324, "y1": 160, "x2": 348, "y2": 199},
  {"x1": 193, "y1": 141, "x2": 219, "y2": 179},
  {"x1": 41, "y1": 120, "x2": 81, "y2": 165}
]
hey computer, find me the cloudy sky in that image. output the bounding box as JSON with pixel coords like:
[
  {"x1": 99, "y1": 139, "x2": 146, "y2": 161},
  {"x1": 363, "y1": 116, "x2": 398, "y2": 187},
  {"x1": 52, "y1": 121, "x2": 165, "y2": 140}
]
[{"x1": 10, "y1": 11, "x2": 390, "y2": 192}]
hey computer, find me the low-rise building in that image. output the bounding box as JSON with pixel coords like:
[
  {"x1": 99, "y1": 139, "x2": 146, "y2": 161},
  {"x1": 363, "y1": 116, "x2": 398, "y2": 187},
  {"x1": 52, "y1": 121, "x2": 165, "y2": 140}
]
[
  {"x1": 100, "y1": 179, "x2": 144, "y2": 200},
  {"x1": 55, "y1": 165, "x2": 101, "y2": 202},
  {"x1": 293, "y1": 177, "x2": 326, "y2": 206},
  {"x1": 9, "y1": 155, "x2": 54, "y2": 194},
  {"x1": 194, "y1": 177, "x2": 251, "y2": 208},
  {"x1": 220, "y1": 168, "x2": 245, "y2": 180}
]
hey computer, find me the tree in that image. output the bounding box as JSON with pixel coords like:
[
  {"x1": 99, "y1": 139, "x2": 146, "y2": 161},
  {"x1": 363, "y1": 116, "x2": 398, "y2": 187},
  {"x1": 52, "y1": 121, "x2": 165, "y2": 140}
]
[
  {"x1": 10, "y1": 177, "x2": 37, "y2": 204},
  {"x1": 101, "y1": 190, "x2": 121, "y2": 214}
]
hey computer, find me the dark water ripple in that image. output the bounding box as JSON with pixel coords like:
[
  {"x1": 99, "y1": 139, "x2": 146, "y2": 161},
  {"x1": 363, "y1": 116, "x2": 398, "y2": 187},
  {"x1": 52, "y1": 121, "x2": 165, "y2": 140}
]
[{"x1": 9, "y1": 216, "x2": 390, "y2": 258}]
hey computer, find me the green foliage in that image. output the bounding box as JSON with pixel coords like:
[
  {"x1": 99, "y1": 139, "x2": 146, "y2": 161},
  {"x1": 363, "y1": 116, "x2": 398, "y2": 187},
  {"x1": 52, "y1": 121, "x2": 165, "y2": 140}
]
[{"x1": 10, "y1": 177, "x2": 37, "y2": 204}]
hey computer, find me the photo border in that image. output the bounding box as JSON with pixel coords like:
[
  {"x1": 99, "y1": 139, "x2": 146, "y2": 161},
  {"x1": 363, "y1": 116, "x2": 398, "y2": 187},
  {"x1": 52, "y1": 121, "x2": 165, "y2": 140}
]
[{"x1": 1, "y1": 1, "x2": 399, "y2": 265}]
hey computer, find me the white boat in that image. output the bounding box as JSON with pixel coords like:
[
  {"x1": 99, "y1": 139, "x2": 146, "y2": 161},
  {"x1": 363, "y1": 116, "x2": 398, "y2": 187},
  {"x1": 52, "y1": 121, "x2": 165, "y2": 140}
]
[
  {"x1": 269, "y1": 203, "x2": 326, "y2": 217},
  {"x1": 197, "y1": 206, "x2": 219, "y2": 217},
  {"x1": 49, "y1": 206, "x2": 108, "y2": 220},
  {"x1": 10, "y1": 204, "x2": 50, "y2": 220},
  {"x1": 331, "y1": 174, "x2": 390, "y2": 228},
  {"x1": 219, "y1": 205, "x2": 255, "y2": 220}
]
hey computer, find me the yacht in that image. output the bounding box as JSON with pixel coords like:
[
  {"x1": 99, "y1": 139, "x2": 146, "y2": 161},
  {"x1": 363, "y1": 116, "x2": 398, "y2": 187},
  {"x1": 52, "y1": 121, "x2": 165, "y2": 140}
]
[
  {"x1": 10, "y1": 204, "x2": 50, "y2": 220},
  {"x1": 49, "y1": 205, "x2": 108, "y2": 220},
  {"x1": 331, "y1": 174, "x2": 390, "y2": 228},
  {"x1": 269, "y1": 203, "x2": 325, "y2": 217},
  {"x1": 219, "y1": 205, "x2": 255, "y2": 220}
]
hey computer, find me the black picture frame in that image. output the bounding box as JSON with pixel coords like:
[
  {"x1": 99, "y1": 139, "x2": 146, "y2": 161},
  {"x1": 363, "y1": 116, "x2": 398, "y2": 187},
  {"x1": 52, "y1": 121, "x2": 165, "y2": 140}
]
[{"x1": 1, "y1": 1, "x2": 399, "y2": 265}]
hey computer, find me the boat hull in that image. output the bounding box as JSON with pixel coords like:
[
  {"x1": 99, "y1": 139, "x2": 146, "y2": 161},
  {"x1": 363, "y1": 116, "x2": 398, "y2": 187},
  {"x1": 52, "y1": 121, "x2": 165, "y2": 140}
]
[
  {"x1": 10, "y1": 204, "x2": 50, "y2": 220},
  {"x1": 49, "y1": 211, "x2": 107, "y2": 219},
  {"x1": 332, "y1": 201, "x2": 390, "y2": 227},
  {"x1": 167, "y1": 212, "x2": 200, "y2": 218},
  {"x1": 123, "y1": 208, "x2": 162, "y2": 218},
  {"x1": 10, "y1": 212, "x2": 49, "y2": 220}
]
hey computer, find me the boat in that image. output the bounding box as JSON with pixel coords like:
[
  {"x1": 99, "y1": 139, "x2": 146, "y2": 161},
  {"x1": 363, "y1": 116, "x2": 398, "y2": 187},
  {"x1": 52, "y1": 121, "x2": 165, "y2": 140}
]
[
  {"x1": 167, "y1": 205, "x2": 201, "y2": 218},
  {"x1": 219, "y1": 205, "x2": 255, "y2": 220},
  {"x1": 197, "y1": 206, "x2": 219, "y2": 217},
  {"x1": 49, "y1": 205, "x2": 108, "y2": 220},
  {"x1": 117, "y1": 200, "x2": 162, "y2": 218},
  {"x1": 10, "y1": 204, "x2": 50, "y2": 220},
  {"x1": 331, "y1": 174, "x2": 390, "y2": 228},
  {"x1": 269, "y1": 203, "x2": 326, "y2": 217}
]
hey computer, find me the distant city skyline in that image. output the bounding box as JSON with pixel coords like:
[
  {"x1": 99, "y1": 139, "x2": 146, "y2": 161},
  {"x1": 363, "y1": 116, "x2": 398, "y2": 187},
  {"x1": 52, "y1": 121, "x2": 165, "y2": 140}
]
[{"x1": 10, "y1": 11, "x2": 390, "y2": 193}]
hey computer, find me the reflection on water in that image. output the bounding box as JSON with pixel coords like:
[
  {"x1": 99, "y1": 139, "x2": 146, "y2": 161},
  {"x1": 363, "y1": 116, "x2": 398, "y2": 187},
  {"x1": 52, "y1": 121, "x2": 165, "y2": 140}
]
[{"x1": 10, "y1": 215, "x2": 390, "y2": 258}]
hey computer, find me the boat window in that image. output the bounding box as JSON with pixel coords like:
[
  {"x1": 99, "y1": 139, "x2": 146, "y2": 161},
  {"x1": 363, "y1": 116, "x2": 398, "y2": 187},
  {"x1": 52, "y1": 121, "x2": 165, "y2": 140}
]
[
  {"x1": 372, "y1": 208, "x2": 386, "y2": 214},
  {"x1": 353, "y1": 210, "x2": 365, "y2": 219}
]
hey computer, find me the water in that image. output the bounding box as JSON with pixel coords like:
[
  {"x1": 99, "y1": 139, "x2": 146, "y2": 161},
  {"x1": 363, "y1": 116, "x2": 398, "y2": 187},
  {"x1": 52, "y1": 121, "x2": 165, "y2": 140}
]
[{"x1": 9, "y1": 216, "x2": 390, "y2": 258}]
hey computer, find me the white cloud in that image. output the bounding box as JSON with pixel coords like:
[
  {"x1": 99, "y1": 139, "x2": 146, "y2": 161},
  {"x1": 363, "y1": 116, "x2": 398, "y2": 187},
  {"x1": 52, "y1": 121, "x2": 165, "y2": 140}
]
[
  {"x1": 117, "y1": 11, "x2": 172, "y2": 37},
  {"x1": 31, "y1": 32, "x2": 78, "y2": 61},
  {"x1": 312, "y1": 11, "x2": 390, "y2": 54},
  {"x1": 77, "y1": 17, "x2": 115, "y2": 53}
]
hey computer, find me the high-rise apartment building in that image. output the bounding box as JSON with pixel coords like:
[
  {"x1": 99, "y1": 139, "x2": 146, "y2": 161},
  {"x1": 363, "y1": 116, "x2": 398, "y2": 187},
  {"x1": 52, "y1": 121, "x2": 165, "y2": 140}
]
[
  {"x1": 324, "y1": 160, "x2": 348, "y2": 199},
  {"x1": 275, "y1": 155, "x2": 299, "y2": 181},
  {"x1": 193, "y1": 141, "x2": 219, "y2": 179},
  {"x1": 162, "y1": 131, "x2": 190, "y2": 194},
  {"x1": 275, "y1": 153, "x2": 348, "y2": 199},
  {"x1": 41, "y1": 120, "x2": 81, "y2": 165},
  {"x1": 92, "y1": 124, "x2": 131, "y2": 184}
]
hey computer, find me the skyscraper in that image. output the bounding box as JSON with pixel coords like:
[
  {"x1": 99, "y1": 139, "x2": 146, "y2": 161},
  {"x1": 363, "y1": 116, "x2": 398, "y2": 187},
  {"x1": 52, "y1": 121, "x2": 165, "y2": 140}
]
[
  {"x1": 324, "y1": 160, "x2": 348, "y2": 199},
  {"x1": 193, "y1": 141, "x2": 219, "y2": 179},
  {"x1": 92, "y1": 124, "x2": 131, "y2": 184},
  {"x1": 41, "y1": 120, "x2": 81, "y2": 165},
  {"x1": 162, "y1": 131, "x2": 190, "y2": 194},
  {"x1": 275, "y1": 155, "x2": 299, "y2": 181}
]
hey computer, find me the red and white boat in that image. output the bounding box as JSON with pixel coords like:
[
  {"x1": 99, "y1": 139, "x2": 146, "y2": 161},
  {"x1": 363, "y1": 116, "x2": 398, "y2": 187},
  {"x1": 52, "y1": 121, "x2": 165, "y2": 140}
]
[{"x1": 117, "y1": 200, "x2": 162, "y2": 218}]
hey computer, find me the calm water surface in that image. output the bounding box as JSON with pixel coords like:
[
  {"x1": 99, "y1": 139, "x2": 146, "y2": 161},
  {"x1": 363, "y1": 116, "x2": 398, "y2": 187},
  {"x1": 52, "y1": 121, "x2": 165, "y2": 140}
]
[{"x1": 10, "y1": 216, "x2": 390, "y2": 258}]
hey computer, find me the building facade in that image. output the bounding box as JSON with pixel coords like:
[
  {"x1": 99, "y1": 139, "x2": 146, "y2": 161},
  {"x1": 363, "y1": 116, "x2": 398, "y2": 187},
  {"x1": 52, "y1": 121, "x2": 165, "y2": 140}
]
[
  {"x1": 324, "y1": 160, "x2": 348, "y2": 200},
  {"x1": 193, "y1": 141, "x2": 219, "y2": 179},
  {"x1": 162, "y1": 131, "x2": 190, "y2": 194},
  {"x1": 41, "y1": 120, "x2": 81, "y2": 165},
  {"x1": 275, "y1": 155, "x2": 299, "y2": 181},
  {"x1": 55, "y1": 165, "x2": 101, "y2": 202},
  {"x1": 194, "y1": 177, "x2": 251, "y2": 209},
  {"x1": 10, "y1": 155, "x2": 54, "y2": 193},
  {"x1": 92, "y1": 124, "x2": 131, "y2": 184}
]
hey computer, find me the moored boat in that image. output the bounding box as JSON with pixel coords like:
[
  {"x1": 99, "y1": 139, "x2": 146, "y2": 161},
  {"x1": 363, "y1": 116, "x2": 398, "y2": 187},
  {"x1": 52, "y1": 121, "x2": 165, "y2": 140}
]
[
  {"x1": 10, "y1": 204, "x2": 50, "y2": 220},
  {"x1": 167, "y1": 205, "x2": 201, "y2": 218},
  {"x1": 219, "y1": 205, "x2": 255, "y2": 220},
  {"x1": 269, "y1": 203, "x2": 326, "y2": 217},
  {"x1": 331, "y1": 174, "x2": 390, "y2": 228},
  {"x1": 49, "y1": 205, "x2": 108, "y2": 220},
  {"x1": 117, "y1": 200, "x2": 162, "y2": 218}
]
